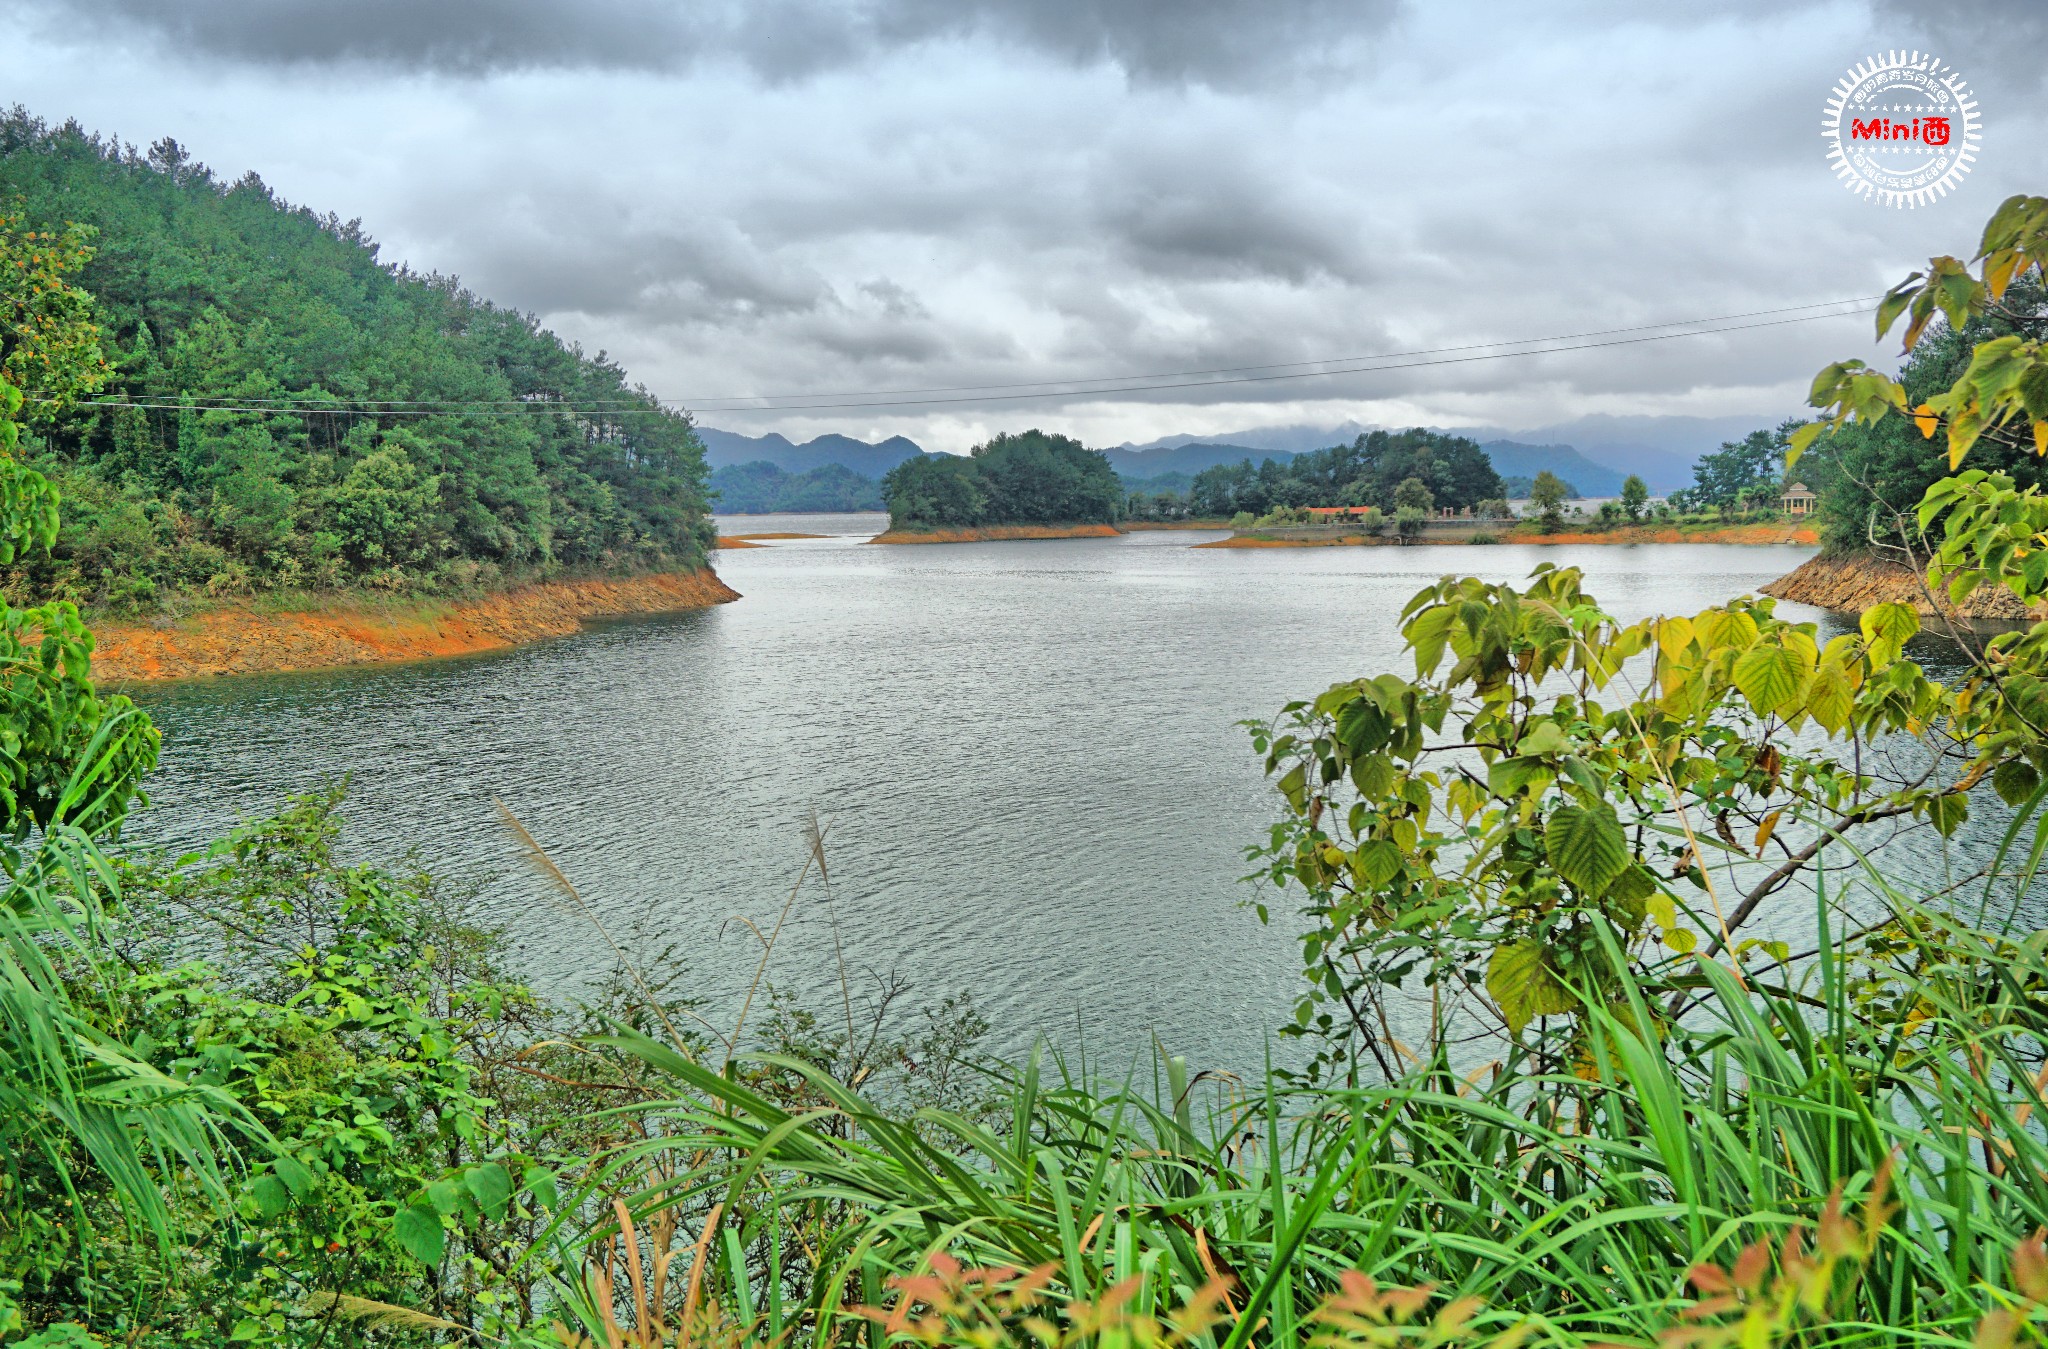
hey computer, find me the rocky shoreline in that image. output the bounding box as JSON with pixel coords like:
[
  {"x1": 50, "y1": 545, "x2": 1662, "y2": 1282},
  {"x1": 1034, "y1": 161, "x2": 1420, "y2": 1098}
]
[
  {"x1": 1761, "y1": 550, "x2": 2041, "y2": 621},
  {"x1": 90, "y1": 566, "x2": 741, "y2": 682}
]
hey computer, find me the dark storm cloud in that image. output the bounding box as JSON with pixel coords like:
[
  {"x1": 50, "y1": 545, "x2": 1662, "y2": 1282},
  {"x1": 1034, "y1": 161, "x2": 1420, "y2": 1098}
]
[
  {"x1": 1869, "y1": 0, "x2": 2048, "y2": 87},
  {"x1": 1091, "y1": 162, "x2": 1371, "y2": 285},
  {"x1": 8, "y1": 0, "x2": 1397, "y2": 82}
]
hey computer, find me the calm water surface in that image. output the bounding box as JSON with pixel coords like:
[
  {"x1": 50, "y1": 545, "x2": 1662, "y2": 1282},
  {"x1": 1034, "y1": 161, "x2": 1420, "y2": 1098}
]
[{"x1": 128, "y1": 516, "x2": 1825, "y2": 1070}]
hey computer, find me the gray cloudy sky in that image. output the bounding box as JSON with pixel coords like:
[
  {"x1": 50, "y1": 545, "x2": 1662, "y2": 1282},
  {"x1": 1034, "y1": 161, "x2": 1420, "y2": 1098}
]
[{"x1": 1, "y1": 0, "x2": 2039, "y2": 450}]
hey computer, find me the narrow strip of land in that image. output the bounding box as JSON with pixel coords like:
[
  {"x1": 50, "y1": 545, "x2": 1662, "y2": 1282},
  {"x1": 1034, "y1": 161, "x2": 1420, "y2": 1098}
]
[{"x1": 91, "y1": 569, "x2": 740, "y2": 681}]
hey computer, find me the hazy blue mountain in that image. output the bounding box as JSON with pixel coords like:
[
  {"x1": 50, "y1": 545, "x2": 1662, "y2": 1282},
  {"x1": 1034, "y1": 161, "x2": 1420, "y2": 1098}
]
[
  {"x1": 710, "y1": 460, "x2": 885, "y2": 514},
  {"x1": 1478, "y1": 441, "x2": 1624, "y2": 496},
  {"x1": 1119, "y1": 424, "x2": 1367, "y2": 455},
  {"x1": 697, "y1": 427, "x2": 930, "y2": 478},
  {"x1": 1505, "y1": 414, "x2": 1776, "y2": 493},
  {"x1": 1103, "y1": 442, "x2": 1290, "y2": 480},
  {"x1": 1117, "y1": 470, "x2": 1196, "y2": 494}
]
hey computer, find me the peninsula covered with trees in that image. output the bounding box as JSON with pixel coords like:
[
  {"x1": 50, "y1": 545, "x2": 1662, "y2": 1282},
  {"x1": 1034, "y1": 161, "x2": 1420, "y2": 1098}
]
[
  {"x1": 1181, "y1": 428, "x2": 1506, "y2": 519},
  {"x1": 0, "y1": 110, "x2": 718, "y2": 612}
]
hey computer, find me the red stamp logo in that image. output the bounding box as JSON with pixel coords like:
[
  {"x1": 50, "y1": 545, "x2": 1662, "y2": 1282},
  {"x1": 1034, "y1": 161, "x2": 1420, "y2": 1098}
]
[{"x1": 1824, "y1": 52, "x2": 1979, "y2": 208}]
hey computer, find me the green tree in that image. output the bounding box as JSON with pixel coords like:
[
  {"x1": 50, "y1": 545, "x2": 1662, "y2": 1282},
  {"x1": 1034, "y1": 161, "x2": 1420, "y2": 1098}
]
[
  {"x1": 881, "y1": 430, "x2": 1122, "y2": 529},
  {"x1": 1392, "y1": 475, "x2": 1434, "y2": 514},
  {"x1": 882, "y1": 453, "x2": 988, "y2": 527},
  {"x1": 1676, "y1": 423, "x2": 1794, "y2": 511},
  {"x1": 0, "y1": 209, "x2": 107, "y2": 419},
  {"x1": 330, "y1": 437, "x2": 444, "y2": 568},
  {"x1": 1620, "y1": 473, "x2": 1648, "y2": 521},
  {"x1": 971, "y1": 429, "x2": 1122, "y2": 525},
  {"x1": 1528, "y1": 469, "x2": 1569, "y2": 533},
  {"x1": 1799, "y1": 275, "x2": 2047, "y2": 552}
]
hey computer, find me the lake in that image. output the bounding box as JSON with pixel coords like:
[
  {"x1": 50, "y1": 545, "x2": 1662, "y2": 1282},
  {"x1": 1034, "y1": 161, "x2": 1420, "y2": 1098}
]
[{"x1": 128, "y1": 517, "x2": 1828, "y2": 1071}]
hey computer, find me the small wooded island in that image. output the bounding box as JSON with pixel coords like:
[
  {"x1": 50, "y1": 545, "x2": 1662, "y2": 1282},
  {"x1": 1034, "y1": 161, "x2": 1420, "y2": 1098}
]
[{"x1": 869, "y1": 429, "x2": 1127, "y2": 542}]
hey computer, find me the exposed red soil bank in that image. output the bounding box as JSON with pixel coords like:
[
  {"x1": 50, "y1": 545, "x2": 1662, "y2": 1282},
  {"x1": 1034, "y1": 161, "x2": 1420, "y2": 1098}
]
[
  {"x1": 90, "y1": 568, "x2": 741, "y2": 682},
  {"x1": 1762, "y1": 550, "x2": 2042, "y2": 621},
  {"x1": 715, "y1": 537, "x2": 768, "y2": 548},
  {"x1": 867, "y1": 524, "x2": 1122, "y2": 544},
  {"x1": 726, "y1": 532, "x2": 829, "y2": 540}
]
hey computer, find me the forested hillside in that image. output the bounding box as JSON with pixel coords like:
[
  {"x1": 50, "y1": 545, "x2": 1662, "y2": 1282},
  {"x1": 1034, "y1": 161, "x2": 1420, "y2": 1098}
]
[
  {"x1": 1186, "y1": 428, "x2": 1504, "y2": 518},
  {"x1": 710, "y1": 459, "x2": 884, "y2": 513},
  {"x1": 0, "y1": 111, "x2": 714, "y2": 609}
]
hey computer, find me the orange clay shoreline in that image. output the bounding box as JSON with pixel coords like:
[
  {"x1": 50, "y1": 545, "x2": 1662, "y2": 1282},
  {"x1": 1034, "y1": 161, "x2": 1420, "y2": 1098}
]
[
  {"x1": 867, "y1": 523, "x2": 1122, "y2": 544},
  {"x1": 89, "y1": 567, "x2": 740, "y2": 682}
]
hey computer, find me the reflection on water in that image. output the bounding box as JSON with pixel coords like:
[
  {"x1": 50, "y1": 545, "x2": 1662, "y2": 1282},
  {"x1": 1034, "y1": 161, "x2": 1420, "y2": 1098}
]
[{"x1": 126, "y1": 527, "x2": 1912, "y2": 1069}]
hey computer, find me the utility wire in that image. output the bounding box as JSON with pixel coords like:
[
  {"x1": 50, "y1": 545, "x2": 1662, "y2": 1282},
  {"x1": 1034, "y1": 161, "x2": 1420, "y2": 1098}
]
[
  {"x1": 57, "y1": 295, "x2": 1876, "y2": 410},
  {"x1": 46, "y1": 298, "x2": 1876, "y2": 419}
]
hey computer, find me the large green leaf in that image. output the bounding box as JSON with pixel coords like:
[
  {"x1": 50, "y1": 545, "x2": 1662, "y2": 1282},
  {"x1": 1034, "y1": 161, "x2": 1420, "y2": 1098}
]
[
  {"x1": 1860, "y1": 601, "x2": 1920, "y2": 660},
  {"x1": 1994, "y1": 758, "x2": 2041, "y2": 807},
  {"x1": 464, "y1": 1161, "x2": 513, "y2": 1222},
  {"x1": 1602, "y1": 864, "x2": 1659, "y2": 934},
  {"x1": 1488, "y1": 756, "x2": 1553, "y2": 799},
  {"x1": 1544, "y1": 802, "x2": 1629, "y2": 897},
  {"x1": 1354, "y1": 838, "x2": 1404, "y2": 887},
  {"x1": 1335, "y1": 699, "x2": 1391, "y2": 758},
  {"x1": 1485, "y1": 940, "x2": 1577, "y2": 1035},
  {"x1": 1733, "y1": 643, "x2": 1811, "y2": 717},
  {"x1": 394, "y1": 1204, "x2": 446, "y2": 1268},
  {"x1": 1807, "y1": 660, "x2": 1854, "y2": 733}
]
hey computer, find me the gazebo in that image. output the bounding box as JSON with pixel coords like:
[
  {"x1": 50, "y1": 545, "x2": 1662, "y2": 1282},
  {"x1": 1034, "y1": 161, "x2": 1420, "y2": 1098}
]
[{"x1": 1780, "y1": 483, "x2": 1817, "y2": 516}]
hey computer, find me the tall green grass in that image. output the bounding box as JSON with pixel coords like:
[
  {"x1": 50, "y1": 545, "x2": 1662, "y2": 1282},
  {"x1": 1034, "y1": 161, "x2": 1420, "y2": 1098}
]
[{"x1": 540, "y1": 852, "x2": 2048, "y2": 1349}]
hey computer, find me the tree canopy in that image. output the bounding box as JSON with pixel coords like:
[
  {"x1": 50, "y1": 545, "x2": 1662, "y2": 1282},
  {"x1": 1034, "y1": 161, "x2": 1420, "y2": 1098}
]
[
  {"x1": 1187, "y1": 429, "x2": 1504, "y2": 519},
  {"x1": 1668, "y1": 421, "x2": 1800, "y2": 512},
  {"x1": 1797, "y1": 276, "x2": 2048, "y2": 552},
  {"x1": 0, "y1": 110, "x2": 715, "y2": 607},
  {"x1": 882, "y1": 430, "x2": 1122, "y2": 528}
]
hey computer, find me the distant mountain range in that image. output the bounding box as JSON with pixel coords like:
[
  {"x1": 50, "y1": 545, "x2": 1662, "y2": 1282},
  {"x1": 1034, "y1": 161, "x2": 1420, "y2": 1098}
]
[
  {"x1": 694, "y1": 410, "x2": 1783, "y2": 503},
  {"x1": 1097, "y1": 442, "x2": 1279, "y2": 478},
  {"x1": 696, "y1": 427, "x2": 929, "y2": 479},
  {"x1": 1476, "y1": 442, "x2": 1624, "y2": 497}
]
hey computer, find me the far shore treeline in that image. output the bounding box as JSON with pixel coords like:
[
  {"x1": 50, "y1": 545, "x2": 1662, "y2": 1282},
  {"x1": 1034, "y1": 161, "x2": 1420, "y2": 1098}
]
[
  {"x1": 0, "y1": 110, "x2": 717, "y2": 612},
  {"x1": 1180, "y1": 428, "x2": 1505, "y2": 519},
  {"x1": 881, "y1": 427, "x2": 1517, "y2": 530}
]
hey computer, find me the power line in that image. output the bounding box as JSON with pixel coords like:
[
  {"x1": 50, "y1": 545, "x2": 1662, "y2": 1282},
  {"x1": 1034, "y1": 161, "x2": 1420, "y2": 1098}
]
[
  {"x1": 43, "y1": 294, "x2": 1877, "y2": 412},
  {"x1": 678, "y1": 296, "x2": 1880, "y2": 404},
  {"x1": 45, "y1": 298, "x2": 1876, "y2": 419}
]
